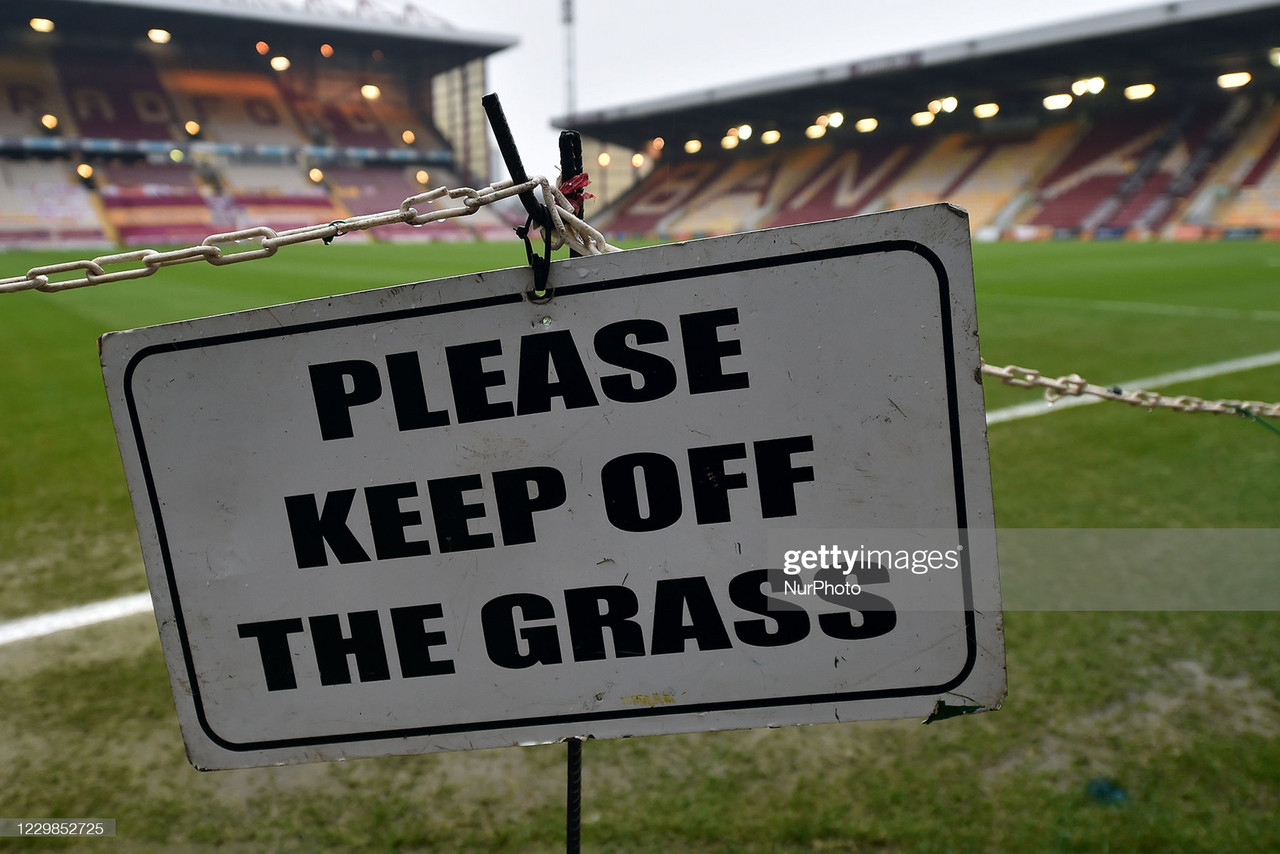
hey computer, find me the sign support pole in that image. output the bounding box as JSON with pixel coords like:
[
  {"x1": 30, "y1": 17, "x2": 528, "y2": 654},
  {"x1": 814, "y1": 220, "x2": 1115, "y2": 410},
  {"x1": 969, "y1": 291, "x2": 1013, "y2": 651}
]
[{"x1": 559, "y1": 127, "x2": 586, "y2": 854}]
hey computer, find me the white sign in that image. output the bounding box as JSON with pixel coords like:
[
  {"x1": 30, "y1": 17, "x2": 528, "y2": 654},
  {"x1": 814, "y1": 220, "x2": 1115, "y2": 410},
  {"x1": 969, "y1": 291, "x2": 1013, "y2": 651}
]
[{"x1": 101, "y1": 205, "x2": 1004, "y2": 770}]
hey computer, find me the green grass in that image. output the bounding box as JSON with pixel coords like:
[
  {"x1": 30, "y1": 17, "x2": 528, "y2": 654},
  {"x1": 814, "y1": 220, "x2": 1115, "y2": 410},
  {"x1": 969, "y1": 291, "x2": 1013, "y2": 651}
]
[{"x1": 1, "y1": 237, "x2": 1279, "y2": 852}]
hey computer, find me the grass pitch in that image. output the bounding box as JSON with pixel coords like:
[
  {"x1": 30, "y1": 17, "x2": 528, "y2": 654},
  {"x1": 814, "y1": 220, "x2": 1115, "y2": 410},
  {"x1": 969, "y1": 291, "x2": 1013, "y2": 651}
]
[{"x1": 1, "y1": 236, "x2": 1278, "y2": 852}]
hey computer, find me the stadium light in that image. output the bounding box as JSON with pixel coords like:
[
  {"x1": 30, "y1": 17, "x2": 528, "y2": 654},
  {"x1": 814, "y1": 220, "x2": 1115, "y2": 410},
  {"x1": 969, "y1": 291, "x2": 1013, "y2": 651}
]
[
  {"x1": 684, "y1": 139, "x2": 701, "y2": 154},
  {"x1": 737, "y1": 124, "x2": 753, "y2": 140},
  {"x1": 651, "y1": 137, "x2": 665, "y2": 152},
  {"x1": 255, "y1": 41, "x2": 270, "y2": 55},
  {"x1": 1043, "y1": 93, "x2": 1073, "y2": 110},
  {"x1": 855, "y1": 117, "x2": 877, "y2": 133},
  {"x1": 910, "y1": 111, "x2": 934, "y2": 126},
  {"x1": 631, "y1": 153, "x2": 644, "y2": 168},
  {"x1": 805, "y1": 124, "x2": 826, "y2": 138},
  {"x1": 598, "y1": 151, "x2": 612, "y2": 167},
  {"x1": 1271, "y1": 47, "x2": 1280, "y2": 67},
  {"x1": 401, "y1": 130, "x2": 415, "y2": 144},
  {"x1": 928, "y1": 100, "x2": 943, "y2": 114},
  {"x1": 940, "y1": 97, "x2": 958, "y2": 113},
  {"x1": 827, "y1": 112, "x2": 844, "y2": 128},
  {"x1": 415, "y1": 169, "x2": 430, "y2": 184},
  {"x1": 184, "y1": 120, "x2": 201, "y2": 136},
  {"x1": 320, "y1": 43, "x2": 335, "y2": 58},
  {"x1": 29, "y1": 18, "x2": 55, "y2": 33},
  {"x1": 1124, "y1": 83, "x2": 1155, "y2": 100},
  {"x1": 361, "y1": 84, "x2": 381, "y2": 100},
  {"x1": 76, "y1": 163, "x2": 94, "y2": 180},
  {"x1": 40, "y1": 113, "x2": 58, "y2": 130},
  {"x1": 148, "y1": 29, "x2": 171, "y2": 44},
  {"x1": 270, "y1": 56, "x2": 290, "y2": 71},
  {"x1": 1217, "y1": 71, "x2": 1251, "y2": 89},
  {"x1": 815, "y1": 115, "x2": 829, "y2": 127},
  {"x1": 1072, "y1": 76, "x2": 1106, "y2": 96},
  {"x1": 721, "y1": 135, "x2": 739, "y2": 149},
  {"x1": 973, "y1": 103, "x2": 999, "y2": 119},
  {"x1": 760, "y1": 129, "x2": 781, "y2": 144},
  {"x1": 309, "y1": 168, "x2": 325, "y2": 183}
]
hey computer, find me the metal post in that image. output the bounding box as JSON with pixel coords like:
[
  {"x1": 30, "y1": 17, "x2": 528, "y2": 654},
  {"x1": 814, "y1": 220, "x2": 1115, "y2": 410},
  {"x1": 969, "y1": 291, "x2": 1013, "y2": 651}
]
[
  {"x1": 560, "y1": 127, "x2": 586, "y2": 854},
  {"x1": 566, "y1": 736, "x2": 582, "y2": 854}
]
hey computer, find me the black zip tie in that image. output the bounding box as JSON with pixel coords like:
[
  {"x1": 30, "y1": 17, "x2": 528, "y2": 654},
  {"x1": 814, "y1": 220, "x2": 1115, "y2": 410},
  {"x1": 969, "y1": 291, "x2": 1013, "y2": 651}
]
[
  {"x1": 322, "y1": 220, "x2": 347, "y2": 246},
  {"x1": 516, "y1": 215, "x2": 553, "y2": 303},
  {"x1": 1235, "y1": 405, "x2": 1280, "y2": 438}
]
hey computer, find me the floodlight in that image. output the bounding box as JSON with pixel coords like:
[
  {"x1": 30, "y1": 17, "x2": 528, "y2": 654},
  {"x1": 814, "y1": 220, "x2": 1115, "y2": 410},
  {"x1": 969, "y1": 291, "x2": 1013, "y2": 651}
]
[
  {"x1": 940, "y1": 97, "x2": 958, "y2": 113},
  {"x1": 1124, "y1": 83, "x2": 1155, "y2": 100},
  {"x1": 169, "y1": 149, "x2": 184, "y2": 163},
  {"x1": 631, "y1": 153, "x2": 645, "y2": 168},
  {"x1": 148, "y1": 29, "x2": 171, "y2": 44},
  {"x1": 309, "y1": 168, "x2": 325, "y2": 183},
  {"x1": 973, "y1": 103, "x2": 999, "y2": 119},
  {"x1": 1071, "y1": 79, "x2": 1088, "y2": 96},
  {"x1": 598, "y1": 151, "x2": 612, "y2": 166},
  {"x1": 30, "y1": 18, "x2": 55, "y2": 33},
  {"x1": 1088, "y1": 77, "x2": 1105, "y2": 94},
  {"x1": 651, "y1": 137, "x2": 665, "y2": 151},
  {"x1": 255, "y1": 41, "x2": 270, "y2": 55},
  {"x1": 1043, "y1": 94, "x2": 1073, "y2": 110},
  {"x1": 721, "y1": 135, "x2": 739, "y2": 149},
  {"x1": 76, "y1": 163, "x2": 94, "y2": 180},
  {"x1": 1270, "y1": 47, "x2": 1280, "y2": 67},
  {"x1": 184, "y1": 120, "x2": 201, "y2": 136},
  {"x1": 760, "y1": 129, "x2": 781, "y2": 144},
  {"x1": 928, "y1": 99, "x2": 943, "y2": 114},
  {"x1": 805, "y1": 124, "x2": 826, "y2": 138},
  {"x1": 361, "y1": 84, "x2": 381, "y2": 100},
  {"x1": 401, "y1": 130, "x2": 415, "y2": 144},
  {"x1": 1217, "y1": 71, "x2": 1251, "y2": 89},
  {"x1": 40, "y1": 113, "x2": 59, "y2": 130},
  {"x1": 855, "y1": 117, "x2": 877, "y2": 133},
  {"x1": 270, "y1": 56, "x2": 290, "y2": 71},
  {"x1": 910, "y1": 111, "x2": 934, "y2": 126},
  {"x1": 320, "y1": 43, "x2": 334, "y2": 58},
  {"x1": 415, "y1": 169, "x2": 430, "y2": 184},
  {"x1": 827, "y1": 112, "x2": 844, "y2": 128},
  {"x1": 737, "y1": 124, "x2": 753, "y2": 139},
  {"x1": 684, "y1": 139, "x2": 701, "y2": 154}
]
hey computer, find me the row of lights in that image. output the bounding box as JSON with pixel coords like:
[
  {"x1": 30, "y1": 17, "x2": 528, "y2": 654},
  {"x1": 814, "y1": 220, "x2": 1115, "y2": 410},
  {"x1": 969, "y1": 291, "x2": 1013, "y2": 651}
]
[
  {"x1": 75, "y1": 162, "x2": 437, "y2": 187},
  {"x1": 671, "y1": 59, "x2": 1276, "y2": 154}
]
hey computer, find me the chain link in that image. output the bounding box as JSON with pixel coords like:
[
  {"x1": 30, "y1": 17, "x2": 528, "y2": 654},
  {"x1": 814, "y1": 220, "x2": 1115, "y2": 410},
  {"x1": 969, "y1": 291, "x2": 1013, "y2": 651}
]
[
  {"x1": 0, "y1": 176, "x2": 619, "y2": 295},
  {"x1": 981, "y1": 361, "x2": 1280, "y2": 420}
]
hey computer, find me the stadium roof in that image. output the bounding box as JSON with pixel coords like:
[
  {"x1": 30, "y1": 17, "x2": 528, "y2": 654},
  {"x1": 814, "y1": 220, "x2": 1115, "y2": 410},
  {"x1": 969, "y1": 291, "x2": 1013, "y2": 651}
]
[
  {"x1": 557, "y1": 0, "x2": 1280, "y2": 149},
  {"x1": 3, "y1": 0, "x2": 516, "y2": 68}
]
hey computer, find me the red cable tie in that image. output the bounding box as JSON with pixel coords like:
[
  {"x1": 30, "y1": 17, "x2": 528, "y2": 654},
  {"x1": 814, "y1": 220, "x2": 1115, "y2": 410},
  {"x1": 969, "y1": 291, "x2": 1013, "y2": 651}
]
[{"x1": 559, "y1": 173, "x2": 594, "y2": 216}]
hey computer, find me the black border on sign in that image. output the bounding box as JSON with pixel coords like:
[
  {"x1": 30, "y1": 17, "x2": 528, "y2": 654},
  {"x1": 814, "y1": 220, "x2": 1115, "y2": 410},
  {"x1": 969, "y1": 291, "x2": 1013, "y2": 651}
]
[{"x1": 121, "y1": 237, "x2": 978, "y2": 753}]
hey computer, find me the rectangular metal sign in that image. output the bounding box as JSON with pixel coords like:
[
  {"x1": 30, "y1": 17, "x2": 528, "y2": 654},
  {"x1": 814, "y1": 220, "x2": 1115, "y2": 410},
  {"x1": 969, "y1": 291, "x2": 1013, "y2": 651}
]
[{"x1": 101, "y1": 205, "x2": 1004, "y2": 770}]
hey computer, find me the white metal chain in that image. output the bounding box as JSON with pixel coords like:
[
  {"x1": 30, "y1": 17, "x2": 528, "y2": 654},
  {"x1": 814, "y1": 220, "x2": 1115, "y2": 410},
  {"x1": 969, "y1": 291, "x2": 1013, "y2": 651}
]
[
  {"x1": 4, "y1": 193, "x2": 1274, "y2": 423},
  {"x1": 0, "y1": 175, "x2": 619, "y2": 295},
  {"x1": 981, "y1": 360, "x2": 1280, "y2": 420}
]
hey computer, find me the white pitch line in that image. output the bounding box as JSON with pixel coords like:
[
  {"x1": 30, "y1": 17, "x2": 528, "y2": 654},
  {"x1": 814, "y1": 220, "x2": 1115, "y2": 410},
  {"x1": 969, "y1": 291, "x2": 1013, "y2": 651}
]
[
  {"x1": 0, "y1": 592, "x2": 152, "y2": 647},
  {"x1": 983, "y1": 293, "x2": 1280, "y2": 322},
  {"x1": 987, "y1": 349, "x2": 1280, "y2": 425},
  {"x1": 4, "y1": 351, "x2": 1279, "y2": 646}
]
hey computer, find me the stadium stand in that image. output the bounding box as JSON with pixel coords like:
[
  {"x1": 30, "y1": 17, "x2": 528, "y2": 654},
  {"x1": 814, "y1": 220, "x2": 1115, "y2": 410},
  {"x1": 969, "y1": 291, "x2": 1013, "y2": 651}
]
[
  {"x1": 96, "y1": 159, "x2": 217, "y2": 247},
  {"x1": 0, "y1": 0, "x2": 514, "y2": 248},
  {"x1": 567, "y1": 0, "x2": 1280, "y2": 242},
  {"x1": 0, "y1": 159, "x2": 109, "y2": 248}
]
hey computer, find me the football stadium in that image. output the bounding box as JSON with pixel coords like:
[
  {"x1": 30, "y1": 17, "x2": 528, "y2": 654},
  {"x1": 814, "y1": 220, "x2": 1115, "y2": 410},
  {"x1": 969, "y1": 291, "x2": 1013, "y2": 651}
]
[{"x1": 1, "y1": 0, "x2": 1279, "y2": 851}]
